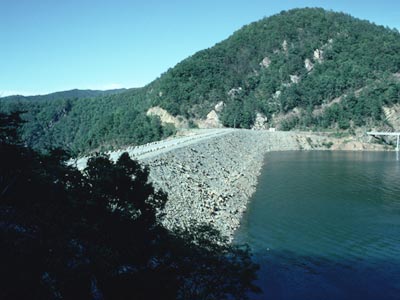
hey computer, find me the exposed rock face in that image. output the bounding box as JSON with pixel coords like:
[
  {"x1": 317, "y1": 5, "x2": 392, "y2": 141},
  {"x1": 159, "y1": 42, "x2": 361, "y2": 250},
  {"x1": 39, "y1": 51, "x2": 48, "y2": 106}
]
[
  {"x1": 214, "y1": 101, "x2": 225, "y2": 112},
  {"x1": 314, "y1": 49, "x2": 324, "y2": 62},
  {"x1": 147, "y1": 106, "x2": 188, "y2": 128},
  {"x1": 195, "y1": 110, "x2": 223, "y2": 129},
  {"x1": 290, "y1": 74, "x2": 300, "y2": 84},
  {"x1": 260, "y1": 56, "x2": 271, "y2": 68},
  {"x1": 282, "y1": 40, "x2": 288, "y2": 52},
  {"x1": 228, "y1": 87, "x2": 242, "y2": 97},
  {"x1": 383, "y1": 104, "x2": 400, "y2": 131},
  {"x1": 273, "y1": 90, "x2": 282, "y2": 99},
  {"x1": 252, "y1": 113, "x2": 268, "y2": 130},
  {"x1": 305, "y1": 58, "x2": 314, "y2": 71}
]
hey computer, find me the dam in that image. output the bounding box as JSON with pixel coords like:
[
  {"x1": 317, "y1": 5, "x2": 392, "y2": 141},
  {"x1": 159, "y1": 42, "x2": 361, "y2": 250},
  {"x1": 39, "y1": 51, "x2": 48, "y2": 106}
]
[{"x1": 71, "y1": 129, "x2": 387, "y2": 240}]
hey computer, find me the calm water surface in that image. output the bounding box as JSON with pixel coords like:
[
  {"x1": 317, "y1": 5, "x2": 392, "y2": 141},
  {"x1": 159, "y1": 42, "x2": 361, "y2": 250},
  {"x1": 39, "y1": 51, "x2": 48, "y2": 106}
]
[{"x1": 236, "y1": 151, "x2": 400, "y2": 300}]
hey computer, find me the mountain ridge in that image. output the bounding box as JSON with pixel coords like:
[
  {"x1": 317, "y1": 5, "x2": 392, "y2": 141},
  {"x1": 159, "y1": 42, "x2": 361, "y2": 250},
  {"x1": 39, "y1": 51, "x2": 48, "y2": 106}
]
[
  {"x1": 0, "y1": 88, "x2": 129, "y2": 101},
  {"x1": 1, "y1": 7, "x2": 400, "y2": 153}
]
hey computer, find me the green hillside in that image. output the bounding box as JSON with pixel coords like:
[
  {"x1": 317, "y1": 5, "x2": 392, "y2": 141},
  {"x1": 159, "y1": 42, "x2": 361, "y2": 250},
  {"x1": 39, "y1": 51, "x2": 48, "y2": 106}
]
[
  {"x1": 2, "y1": 8, "x2": 400, "y2": 154},
  {"x1": 148, "y1": 8, "x2": 400, "y2": 128},
  {"x1": 0, "y1": 89, "x2": 174, "y2": 154},
  {"x1": 0, "y1": 88, "x2": 127, "y2": 103}
]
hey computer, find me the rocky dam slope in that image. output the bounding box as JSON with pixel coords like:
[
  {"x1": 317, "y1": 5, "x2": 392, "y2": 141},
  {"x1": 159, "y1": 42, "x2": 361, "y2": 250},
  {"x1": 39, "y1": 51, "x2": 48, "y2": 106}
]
[{"x1": 72, "y1": 129, "x2": 387, "y2": 241}]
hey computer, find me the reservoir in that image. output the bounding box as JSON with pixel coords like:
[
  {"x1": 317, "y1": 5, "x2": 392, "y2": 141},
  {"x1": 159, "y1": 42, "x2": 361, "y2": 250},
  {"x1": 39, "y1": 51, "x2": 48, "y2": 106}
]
[{"x1": 236, "y1": 151, "x2": 400, "y2": 300}]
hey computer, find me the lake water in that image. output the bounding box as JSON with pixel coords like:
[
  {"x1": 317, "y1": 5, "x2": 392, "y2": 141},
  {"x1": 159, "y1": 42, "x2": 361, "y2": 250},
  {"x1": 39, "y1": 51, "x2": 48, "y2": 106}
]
[{"x1": 236, "y1": 151, "x2": 400, "y2": 300}]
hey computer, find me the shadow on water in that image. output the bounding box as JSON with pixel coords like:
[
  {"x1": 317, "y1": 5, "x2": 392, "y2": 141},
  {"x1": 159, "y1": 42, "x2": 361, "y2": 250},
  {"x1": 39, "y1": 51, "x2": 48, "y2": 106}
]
[{"x1": 249, "y1": 249, "x2": 400, "y2": 300}]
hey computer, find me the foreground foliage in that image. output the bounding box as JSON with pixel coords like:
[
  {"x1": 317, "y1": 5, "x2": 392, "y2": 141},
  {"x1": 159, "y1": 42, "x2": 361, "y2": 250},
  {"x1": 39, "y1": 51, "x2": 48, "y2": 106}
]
[{"x1": 0, "y1": 113, "x2": 259, "y2": 300}]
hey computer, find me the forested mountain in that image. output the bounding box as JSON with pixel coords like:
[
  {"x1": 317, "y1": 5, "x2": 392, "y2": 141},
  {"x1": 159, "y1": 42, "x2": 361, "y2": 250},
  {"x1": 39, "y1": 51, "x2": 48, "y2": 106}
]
[
  {"x1": 0, "y1": 88, "x2": 176, "y2": 154},
  {"x1": 2, "y1": 8, "x2": 400, "y2": 154},
  {"x1": 148, "y1": 8, "x2": 400, "y2": 129},
  {"x1": 1, "y1": 88, "x2": 128, "y2": 102}
]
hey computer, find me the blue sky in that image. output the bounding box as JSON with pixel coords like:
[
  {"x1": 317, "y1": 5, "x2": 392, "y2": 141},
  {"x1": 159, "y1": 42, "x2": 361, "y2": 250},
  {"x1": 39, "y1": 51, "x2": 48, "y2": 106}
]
[{"x1": 1, "y1": 0, "x2": 399, "y2": 96}]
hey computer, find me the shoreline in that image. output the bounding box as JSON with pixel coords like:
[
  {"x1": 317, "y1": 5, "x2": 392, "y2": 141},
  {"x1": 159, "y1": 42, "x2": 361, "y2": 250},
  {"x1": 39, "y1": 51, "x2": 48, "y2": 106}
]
[
  {"x1": 138, "y1": 130, "x2": 390, "y2": 242},
  {"x1": 71, "y1": 129, "x2": 391, "y2": 242}
]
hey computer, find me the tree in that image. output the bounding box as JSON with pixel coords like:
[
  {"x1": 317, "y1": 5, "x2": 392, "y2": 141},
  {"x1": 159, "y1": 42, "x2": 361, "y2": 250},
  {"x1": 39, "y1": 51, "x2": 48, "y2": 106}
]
[{"x1": 0, "y1": 112, "x2": 259, "y2": 300}]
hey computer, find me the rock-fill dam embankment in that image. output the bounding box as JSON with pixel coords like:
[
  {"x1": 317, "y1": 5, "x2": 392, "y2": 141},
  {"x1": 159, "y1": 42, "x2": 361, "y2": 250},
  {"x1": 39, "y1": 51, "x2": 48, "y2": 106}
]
[
  {"x1": 140, "y1": 130, "x2": 339, "y2": 240},
  {"x1": 72, "y1": 129, "x2": 387, "y2": 241}
]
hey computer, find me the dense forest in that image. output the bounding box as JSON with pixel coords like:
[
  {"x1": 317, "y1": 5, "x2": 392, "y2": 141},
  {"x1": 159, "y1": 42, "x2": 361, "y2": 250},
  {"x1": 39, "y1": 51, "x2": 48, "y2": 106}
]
[
  {"x1": 1, "y1": 88, "x2": 128, "y2": 103},
  {"x1": 1, "y1": 8, "x2": 400, "y2": 154},
  {"x1": 0, "y1": 112, "x2": 259, "y2": 299},
  {"x1": 0, "y1": 90, "x2": 175, "y2": 155},
  {"x1": 149, "y1": 8, "x2": 400, "y2": 130}
]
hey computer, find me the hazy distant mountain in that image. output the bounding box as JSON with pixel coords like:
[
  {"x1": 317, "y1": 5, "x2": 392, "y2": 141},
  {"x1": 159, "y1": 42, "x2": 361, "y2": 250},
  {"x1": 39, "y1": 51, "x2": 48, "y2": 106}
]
[
  {"x1": 1, "y1": 88, "x2": 128, "y2": 102},
  {"x1": 2, "y1": 8, "x2": 400, "y2": 153}
]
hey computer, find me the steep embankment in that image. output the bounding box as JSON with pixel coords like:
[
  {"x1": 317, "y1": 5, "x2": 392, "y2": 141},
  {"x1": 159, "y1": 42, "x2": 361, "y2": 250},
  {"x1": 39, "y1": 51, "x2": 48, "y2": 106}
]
[
  {"x1": 141, "y1": 131, "x2": 387, "y2": 240},
  {"x1": 73, "y1": 130, "x2": 388, "y2": 240}
]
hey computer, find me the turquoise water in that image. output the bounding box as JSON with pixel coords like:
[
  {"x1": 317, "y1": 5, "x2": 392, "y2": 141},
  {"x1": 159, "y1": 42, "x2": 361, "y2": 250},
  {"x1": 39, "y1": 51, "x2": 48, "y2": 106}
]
[{"x1": 236, "y1": 151, "x2": 400, "y2": 300}]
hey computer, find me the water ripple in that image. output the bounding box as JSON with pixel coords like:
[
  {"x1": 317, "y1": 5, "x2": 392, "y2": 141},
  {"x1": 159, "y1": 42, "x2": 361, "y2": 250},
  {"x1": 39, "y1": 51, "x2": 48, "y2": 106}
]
[{"x1": 236, "y1": 151, "x2": 400, "y2": 300}]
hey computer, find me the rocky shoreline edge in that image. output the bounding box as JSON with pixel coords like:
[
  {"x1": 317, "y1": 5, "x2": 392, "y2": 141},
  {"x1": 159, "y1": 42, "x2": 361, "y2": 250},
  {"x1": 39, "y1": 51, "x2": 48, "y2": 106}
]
[
  {"x1": 71, "y1": 129, "x2": 390, "y2": 242},
  {"x1": 139, "y1": 130, "x2": 388, "y2": 242}
]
